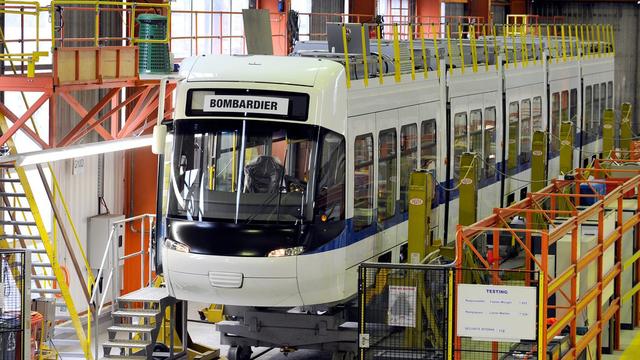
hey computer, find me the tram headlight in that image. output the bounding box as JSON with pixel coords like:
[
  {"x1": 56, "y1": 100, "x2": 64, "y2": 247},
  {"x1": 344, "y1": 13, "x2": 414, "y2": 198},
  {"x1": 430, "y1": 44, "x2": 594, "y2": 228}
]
[
  {"x1": 267, "y1": 246, "x2": 304, "y2": 257},
  {"x1": 165, "y1": 238, "x2": 190, "y2": 253}
]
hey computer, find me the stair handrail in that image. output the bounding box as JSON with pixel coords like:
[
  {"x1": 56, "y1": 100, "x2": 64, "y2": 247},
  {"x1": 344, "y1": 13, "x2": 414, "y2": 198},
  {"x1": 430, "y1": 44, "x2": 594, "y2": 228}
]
[{"x1": 90, "y1": 213, "x2": 155, "y2": 357}]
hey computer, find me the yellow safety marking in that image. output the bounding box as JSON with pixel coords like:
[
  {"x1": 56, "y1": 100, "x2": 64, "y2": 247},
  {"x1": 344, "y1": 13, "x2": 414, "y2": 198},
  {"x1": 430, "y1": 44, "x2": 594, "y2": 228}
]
[
  {"x1": 493, "y1": 24, "x2": 499, "y2": 71},
  {"x1": 622, "y1": 282, "x2": 640, "y2": 304},
  {"x1": 393, "y1": 24, "x2": 401, "y2": 83},
  {"x1": 470, "y1": 25, "x2": 478, "y2": 72},
  {"x1": 619, "y1": 330, "x2": 640, "y2": 359},
  {"x1": 408, "y1": 24, "x2": 416, "y2": 80},
  {"x1": 553, "y1": 25, "x2": 560, "y2": 63},
  {"x1": 510, "y1": 24, "x2": 517, "y2": 67},
  {"x1": 419, "y1": 24, "x2": 427, "y2": 79},
  {"x1": 568, "y1": 25, "x2": 574, "y2": 59},
  {"x1": 446, "y1": 24, "x2": 453, "y2": 74},
  {"x1": 581, "y1": 24, "x2": 586, "y2": 58},
  {"x1": 482, "y1": 24, "x2": 489, "y2": 71},
  {"x1": 574, "y1": 24, "x2": 580, "y2": 58},
  {"x1": 545, "y1": 24, "x2": 551, "y2": 62},
  {"x1": 447, "y1": 270, "x2": 454, "y2": 359},
  {"x1": 360, "y1": 24, "x2": 369, "y2": 87},
  {"x1": 549, "y1": 267, "x2": 575, "y2": 294},
  {"x1": 458, "y1": 23, "x2": 465, "y2": 74},
  {"x1": 503, "y1": 24, "x2": 509, "y2": 69},
  {"x1": 341, "y1": 24, "x2": 351, "y2": 88},
  {"x1": 432, "y1": 23, "x2": 440, "y2": 78},
  {"x1": 377, "y1": 25, "x2": 384, "y2": 85},
  {"x1": 624, "y1": 250, "x2": 640, "y2": 271}
]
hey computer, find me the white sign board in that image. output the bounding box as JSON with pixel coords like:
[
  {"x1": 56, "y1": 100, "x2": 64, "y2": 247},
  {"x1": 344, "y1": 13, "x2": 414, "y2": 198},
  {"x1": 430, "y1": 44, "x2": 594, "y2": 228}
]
[
  {"x1": 203, "y1": 95, "x2": 289, "y2": 115},
  {"x1": 457, "y1": 284, "x2": 536, "y2": 342},
  {"x1": 387, "y1": 285, "x2": 417, "y2": 327}
]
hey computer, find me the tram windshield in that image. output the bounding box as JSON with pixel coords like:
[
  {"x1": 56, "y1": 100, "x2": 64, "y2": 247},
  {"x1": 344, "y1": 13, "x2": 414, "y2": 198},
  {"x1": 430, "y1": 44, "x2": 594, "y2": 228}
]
[{"x1": 168, "y1": 119, "x2": 345, "y2": 224}]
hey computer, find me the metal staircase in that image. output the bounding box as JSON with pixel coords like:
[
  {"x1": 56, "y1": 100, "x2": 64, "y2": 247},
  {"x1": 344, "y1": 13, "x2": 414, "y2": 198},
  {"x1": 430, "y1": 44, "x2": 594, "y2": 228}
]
[
  {"x1": 0, "y1": 115, "x2": 95, "y2": 359},
  {"x1": 103, "y1": 287, "x2": 178, "y2": 359}
]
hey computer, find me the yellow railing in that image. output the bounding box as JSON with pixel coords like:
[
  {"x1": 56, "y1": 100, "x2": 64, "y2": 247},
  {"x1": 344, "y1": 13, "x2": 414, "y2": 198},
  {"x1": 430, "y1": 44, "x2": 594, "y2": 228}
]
[
  {"x1": 0, "y1": 0, "x2": 48, "y2": 77},
  {"x1": 339, "y1": 22, "x2": 614, "y2": 89}
]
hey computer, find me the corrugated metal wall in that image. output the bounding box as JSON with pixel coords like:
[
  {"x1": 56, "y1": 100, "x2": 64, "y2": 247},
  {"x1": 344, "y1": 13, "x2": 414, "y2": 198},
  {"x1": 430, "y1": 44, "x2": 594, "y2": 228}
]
[
  {"x1": 310, "y1": 0, "x2": 345, "y2": 39},
  {"x1": 51, "y1": 152, "x2": 124, "y2": 312},
  {"x1": 534, "y1": 2, "x2": 639, "y2": 131}
]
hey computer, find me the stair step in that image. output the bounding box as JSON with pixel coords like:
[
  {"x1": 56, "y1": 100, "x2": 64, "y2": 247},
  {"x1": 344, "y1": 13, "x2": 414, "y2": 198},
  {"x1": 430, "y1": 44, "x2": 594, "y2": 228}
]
[
  {"x1": 103, "y1": 339, "x2": 150, "y2": 349},
  {"x1": 32, "y1": 262, "x2": 51, "y2": 267},
  {"x1": 0, "y1": 234, "x2": 40, "y2": 240},
  {"x1": 108, "y1": 324, "x2": 155, "y2": 333},
  {"x1": 103, "y1": 355, "x2": 147, "y2": 360},
  {"x1": 0, "y1": 178, "x2": 20, "y2": 183},
  {"x1": 30, "y1": 248, "x2": 47, "y2": 253},
  {"x1": 0, "y1": 192, "x2": 26, "y2": 197},
  {"x1": 0, "y1": 220, "x2": 36, "y2": 226},
  {"x1": 51, "y1": 338, "x2": 80, "y2": 345},
  {"x1": 112, "y1": 309, "x2": 159, "y2": 318},
  {"x1": 52, "y1": 326, "x2": 76, "y2": 334},
  {"x1": 55, "y1": 352, "x2": 86, "y2": 358},
  {"x1": 0, "y1": 207, "x2": 31, "y2": 212},
  {"x1": 31, "y1": 288, "x2": 61, "y2": 294},
  {"x1": 32, "y1": 275, "x2": 57, "y2": 281}
]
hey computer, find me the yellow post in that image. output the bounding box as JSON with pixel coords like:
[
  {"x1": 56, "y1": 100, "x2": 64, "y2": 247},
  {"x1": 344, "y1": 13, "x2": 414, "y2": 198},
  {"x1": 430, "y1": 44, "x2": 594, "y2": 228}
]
[
  {"x1": 583, "y1": 24, "x2": 589, "y2": 58},
  {"x1": 537, "y1": 24, "x2": 543, "y2": 64},
  {"x1": 94, "y1": 4, "x2": 99, "y2": 47},
  {"x1": 458, "y1": 23, "x2": 465, "y2": 74},
  {"x1": 408, "y1": 24, "x2": 416, "y2": 80},
  {"x1": 520, "y1": 24, "x2": 528, "y2": 67},
  {"x1": 546, "y1": 24, "x2": 551, "y2": 61},
  {"x1": 377, "y1": 25, "x2": 384, "y2": 85},
  {"x1": 610, "y1": 24, "x2": 615, "y2": 55},
  {"x1": 341, "y1": 24, "x2": 351, "y2": 89},
  {"x1": 393, "y1": 23, "x2": 401, "y2": 82},
  {"x1": 553, "y1": 25, "x2": 560, "y2": 63},
  {"x1": 432, "y1": 23, "x2": 441, "y2": 78},
  {"x1": 493, "y1": 24, "x2": 499, "y2": 71},
  {"x1": 446, "y1": 24, "x2": 453, "y2": 74},
  {"x1": 574, "y1": 24, "x2": 580, "y2": 58},
  {"x1": 360, "y1": 24, "x2": 369, "y2": 87},
  {"x1": 470, "y1": 25, "x2": 478, "y2": 72},
  {"x1": 482, "y1": 24, "x2": 489, "y2": 71},
  {"x1": 568, "y1": 24, "x2": 574, "y2": 59},
  {"x1": 560, "y1": 24, "x2": 566, "y2": 62},
  {"x1": 597, "y1": 24, "x2": 603, "y2": 56},
  {"x1": 503, "y1": 24, "x2": 509, "y2": 69},
  {"x1": 420, "y1": 24, "x2": 428, "y2": 79},
  {"x1": 510, "y1": 23, "x2": 518, "y2": 67}
]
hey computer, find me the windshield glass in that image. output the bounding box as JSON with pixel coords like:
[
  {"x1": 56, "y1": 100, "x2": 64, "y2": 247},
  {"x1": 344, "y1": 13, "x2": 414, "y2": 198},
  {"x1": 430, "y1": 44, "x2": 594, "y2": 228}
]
[{"x1": 169, "y1": 119, "x2": 317, "y2": 223}]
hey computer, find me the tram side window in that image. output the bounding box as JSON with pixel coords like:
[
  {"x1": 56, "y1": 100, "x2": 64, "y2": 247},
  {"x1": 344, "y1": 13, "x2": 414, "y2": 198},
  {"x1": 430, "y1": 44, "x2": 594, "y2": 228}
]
[
  {"x1": 421, "y1": 120, "x2": 437, "y2": 170},
  {"x1": 585, "y1": 86, "x2": 592, "y2": 142},
  {"x1": 561, "y1": 90, "x2": 569, "y2": 123},
  {"x1": 483, "y1": 107, "x2": 496, "y2": 179},
  {"x1": 469, "y1": 110, "x2": 483, "y2": 178},
  {"x1": 551, "y1": 93, "x2": 560, "y2": 153},
  {"x1": 400, "y1": 124, "x2": 418, "y2": 213},
  {"x1": 354, "y1": 134, "x2": 374, "y2": 231},
  {"x1": 593, "y1": 84, "x2": 600, "y2": 141},
  {"x1": 453, "y1": 113, "x2": 468, "y2": 182},
  {"x1": 532, "y1": 97, "x2": 543, "y2": 132},
  {"x1": 378, "y1": 129, "x2": 397, "y2": 222},
  {"x1": 507, "y1": 102, "x2": 519, "y2": 172},
  {"x1": 315, "y1": 131, "x2": 346, "y2": 221},
  {"x1": 570, "y1": 89, "x2": 577, "y2": 127},
  {"x1": 520, "y1": 99, "x2": 532, "y2": 165},
  {"x1": 600, "y1": 83, "x2": 606, "y2": 139},
  {"x1": 607, "y1": 81, "x2": 613, "y2": 109}
]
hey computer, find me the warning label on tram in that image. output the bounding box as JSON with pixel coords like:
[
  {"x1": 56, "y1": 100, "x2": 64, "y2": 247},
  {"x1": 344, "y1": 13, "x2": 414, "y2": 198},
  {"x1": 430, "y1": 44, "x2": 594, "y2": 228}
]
[{"x1": 203, "y1": 95, "x2": 289, "y2": 115}]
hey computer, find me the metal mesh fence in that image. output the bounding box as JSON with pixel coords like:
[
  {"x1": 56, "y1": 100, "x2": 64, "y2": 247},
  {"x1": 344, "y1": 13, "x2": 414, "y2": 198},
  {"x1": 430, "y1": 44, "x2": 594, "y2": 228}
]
[
  {"x1": 0, "y1": 250, "x2": 27, "y2": 359},
  {"x1": 454, "y1": 268, "x2": 541, "y2": 360},
  {"x1": 358, "y1": 263, "x2": 450, "y2": 360}
]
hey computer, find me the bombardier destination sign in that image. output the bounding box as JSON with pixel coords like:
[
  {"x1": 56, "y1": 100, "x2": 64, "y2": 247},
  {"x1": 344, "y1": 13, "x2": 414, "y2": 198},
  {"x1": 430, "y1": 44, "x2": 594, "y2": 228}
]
[{"x1": 203, "y1": 95, "x2": 289, "y2": 116}]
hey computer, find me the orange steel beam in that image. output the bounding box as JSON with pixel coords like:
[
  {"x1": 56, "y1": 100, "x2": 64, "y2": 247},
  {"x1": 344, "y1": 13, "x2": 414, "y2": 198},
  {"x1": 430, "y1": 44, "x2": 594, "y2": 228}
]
[
  {"x1": 0, "y1": 91, "x2": 52, "y2": 148},
  {"x1": 58, "y1": 87, "x2": 122, "y2": 146},
  {"x1": 0, "y1": 101, "x2": 49, "y2": 149},
  {"x1": 58, "y1": 91, "x2": 113, "y2": 141},
  {"x1": 118, "y1": 84, "x2": 175, "y2": 138},
  {"x1": 118, "y1": 86, "x2": 156, "y2": 137}
]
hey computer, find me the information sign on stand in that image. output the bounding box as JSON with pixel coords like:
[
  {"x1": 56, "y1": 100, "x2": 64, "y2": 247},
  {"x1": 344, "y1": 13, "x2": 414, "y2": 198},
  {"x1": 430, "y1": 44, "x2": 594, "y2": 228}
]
[{"x1": 457, "y1": 284, "x2": 536, "y2": 342}]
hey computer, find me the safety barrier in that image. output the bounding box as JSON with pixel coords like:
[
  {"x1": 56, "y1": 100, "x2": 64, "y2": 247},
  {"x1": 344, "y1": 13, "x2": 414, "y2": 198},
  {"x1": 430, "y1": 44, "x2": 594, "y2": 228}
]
[{"x1": 457, "y1": 166, "x2": 640, "y2": 359}]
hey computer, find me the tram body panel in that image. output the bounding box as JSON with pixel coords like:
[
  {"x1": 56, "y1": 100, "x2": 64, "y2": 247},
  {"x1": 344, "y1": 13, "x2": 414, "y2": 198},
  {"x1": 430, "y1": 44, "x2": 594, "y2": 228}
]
[{"x1": 581, "y1": 57, "x2": 614, "y2": 163}]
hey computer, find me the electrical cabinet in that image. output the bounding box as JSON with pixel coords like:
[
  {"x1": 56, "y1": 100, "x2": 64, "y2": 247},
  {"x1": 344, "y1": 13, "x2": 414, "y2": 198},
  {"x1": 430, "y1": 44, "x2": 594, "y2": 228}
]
[{"x1": 87, "y1": 214, "x2": 125, "y2": 301}]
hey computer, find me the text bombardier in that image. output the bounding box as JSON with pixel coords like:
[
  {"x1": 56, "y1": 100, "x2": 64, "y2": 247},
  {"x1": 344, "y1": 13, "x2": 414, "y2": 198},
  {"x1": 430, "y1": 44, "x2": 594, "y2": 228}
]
[{"x1": 210, "y1": 98, "x2": 280, "y2": 111}]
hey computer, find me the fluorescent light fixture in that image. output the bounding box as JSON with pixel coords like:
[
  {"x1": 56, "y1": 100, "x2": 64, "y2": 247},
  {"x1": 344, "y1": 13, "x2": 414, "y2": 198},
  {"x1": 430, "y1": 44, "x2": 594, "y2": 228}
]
[{"x1": 1, "y1": 135, "x2": 153, "y2": 166}]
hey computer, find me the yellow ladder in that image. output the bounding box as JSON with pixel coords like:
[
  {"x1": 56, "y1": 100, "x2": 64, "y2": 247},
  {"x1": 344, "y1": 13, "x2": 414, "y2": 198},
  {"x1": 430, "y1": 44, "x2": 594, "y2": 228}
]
[{"x1": 0, "y1": 115, "x2": 95, "y2": 360}]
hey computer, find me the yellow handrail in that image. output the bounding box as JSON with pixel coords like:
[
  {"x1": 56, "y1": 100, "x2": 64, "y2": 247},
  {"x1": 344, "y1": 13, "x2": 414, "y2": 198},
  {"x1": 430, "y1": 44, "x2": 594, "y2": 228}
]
[
  {"x1": 360, "y1": 24, "x2": 369, "y2": 87},
  {"x1": 408, "y1": 24, "x2": 416, "y2": 81}
]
